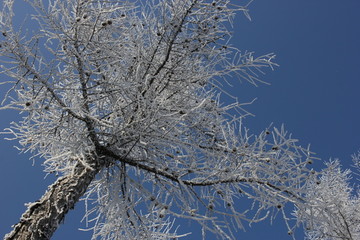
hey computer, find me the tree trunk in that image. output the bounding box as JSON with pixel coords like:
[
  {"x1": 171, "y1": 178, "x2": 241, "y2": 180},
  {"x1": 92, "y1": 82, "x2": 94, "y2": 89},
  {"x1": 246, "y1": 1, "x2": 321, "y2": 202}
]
[{"x1": 5, "y1": 163, "x2": 100, "y2": 240}]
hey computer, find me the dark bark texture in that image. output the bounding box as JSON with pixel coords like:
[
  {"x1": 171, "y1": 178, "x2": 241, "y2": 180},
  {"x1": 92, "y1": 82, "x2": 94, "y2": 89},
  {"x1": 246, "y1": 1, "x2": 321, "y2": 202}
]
[{"x1": 4, "y1": 162, "x2": 100, "y2": 240}]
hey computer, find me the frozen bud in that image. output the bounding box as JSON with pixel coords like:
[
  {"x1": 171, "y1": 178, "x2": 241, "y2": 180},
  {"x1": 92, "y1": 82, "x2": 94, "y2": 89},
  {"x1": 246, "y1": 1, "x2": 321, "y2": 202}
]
[
  {"x1": 159, "y1": 207, "x2": 167, "y2": 218},
  {"x1": 107, "y1": 20, "x2": 113, "y2": 25},
  {"x1": 76, "y1": 17, "x2": 81, "y2": 22}
]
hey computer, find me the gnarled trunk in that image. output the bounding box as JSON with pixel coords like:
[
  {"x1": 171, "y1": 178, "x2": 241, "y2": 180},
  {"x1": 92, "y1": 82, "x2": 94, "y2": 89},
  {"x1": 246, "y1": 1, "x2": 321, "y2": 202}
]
[{"x1": 5, "y1": 163, "x2": 100, "y2": 240}]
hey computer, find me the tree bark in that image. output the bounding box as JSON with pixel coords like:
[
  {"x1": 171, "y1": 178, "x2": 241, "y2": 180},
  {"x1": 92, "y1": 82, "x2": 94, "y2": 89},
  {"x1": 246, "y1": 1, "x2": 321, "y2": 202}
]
[{"x1": 4, "y1": 162, "x2": 100, "y2": 240}]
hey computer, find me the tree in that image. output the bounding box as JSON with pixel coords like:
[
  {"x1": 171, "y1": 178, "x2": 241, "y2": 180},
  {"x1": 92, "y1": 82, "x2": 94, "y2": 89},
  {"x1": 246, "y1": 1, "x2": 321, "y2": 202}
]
[
  {"x1": 0, "y1": 0, "x2": 358, "y2": 239},
  {"x1": 295, "y1": 160, "x2": 360, "y2": 240}
]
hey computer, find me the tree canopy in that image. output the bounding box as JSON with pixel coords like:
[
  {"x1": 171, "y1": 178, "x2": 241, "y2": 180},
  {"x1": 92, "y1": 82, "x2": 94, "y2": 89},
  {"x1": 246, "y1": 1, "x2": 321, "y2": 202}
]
[{"x1": 1, "y1": 0, "x2": 359, "y2": 239}]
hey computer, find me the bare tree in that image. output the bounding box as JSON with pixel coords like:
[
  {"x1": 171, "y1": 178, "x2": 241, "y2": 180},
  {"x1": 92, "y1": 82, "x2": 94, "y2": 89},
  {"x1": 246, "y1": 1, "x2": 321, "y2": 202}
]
[{"x1": 3, "y1": 0, "x2": 355, "y2": 239}]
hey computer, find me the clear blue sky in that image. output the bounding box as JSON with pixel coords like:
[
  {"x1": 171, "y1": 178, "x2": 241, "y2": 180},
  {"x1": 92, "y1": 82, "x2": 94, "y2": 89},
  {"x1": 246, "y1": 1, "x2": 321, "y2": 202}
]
[{"x1": 1, "y1": 0, "x2": 360, "y2": 239}]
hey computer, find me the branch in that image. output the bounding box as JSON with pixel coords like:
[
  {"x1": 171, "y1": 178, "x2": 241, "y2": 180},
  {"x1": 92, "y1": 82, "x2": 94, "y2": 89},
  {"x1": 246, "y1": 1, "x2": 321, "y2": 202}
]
[{"x1": 98, "y1": 146, "x2": 304, "y2": 203}]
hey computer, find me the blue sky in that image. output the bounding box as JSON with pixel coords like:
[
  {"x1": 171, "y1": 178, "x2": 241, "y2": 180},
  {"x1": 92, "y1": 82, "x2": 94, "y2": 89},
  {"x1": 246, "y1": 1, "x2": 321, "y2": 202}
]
[{"x1": 1, "y1": 0, "x2": 360, "y2": 239}]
